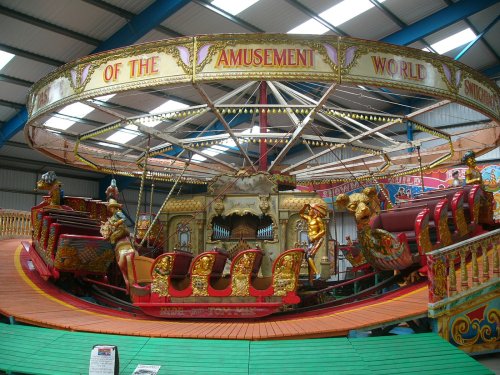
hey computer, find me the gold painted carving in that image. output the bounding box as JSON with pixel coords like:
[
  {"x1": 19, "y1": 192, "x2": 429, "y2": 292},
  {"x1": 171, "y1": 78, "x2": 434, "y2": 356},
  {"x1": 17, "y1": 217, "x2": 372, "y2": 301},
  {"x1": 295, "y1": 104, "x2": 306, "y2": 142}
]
[
  {"x1": 418, "y1": 226, "x2": 432, "y2": 254},
  {"x1": 439, "y1": 209, "x2": 452, "y2": 246},
  {"x1": 191, "y1": 254, "x2": 215, "y2": 296},
  {"x1": 163, "y1": 198, "x2": 204, "y2": 213},
  {"x1": 213, "y1": 197, "x2": 225, "y2": 216},
  {"x1": 451, "y1": 308, "x2": 499, "y2": 347},
  {"x1": 151, "y1": 255, "x2": 174, "y2": 297},
  {"x1": 231, "y1": 252, "x2": 256, "y2": 296},
  {"x1": 273, "y1": 251, "x2": 303, "y2": 297},
  {"x1": 455, "y1": 208, "x2": 469, "y2": 237},
  {"x1": 280, "y1": 197, "x2": 325, "y2": 211},
  {"x1": 432, "y1": 258, "x2": 447, "y2": 299}
]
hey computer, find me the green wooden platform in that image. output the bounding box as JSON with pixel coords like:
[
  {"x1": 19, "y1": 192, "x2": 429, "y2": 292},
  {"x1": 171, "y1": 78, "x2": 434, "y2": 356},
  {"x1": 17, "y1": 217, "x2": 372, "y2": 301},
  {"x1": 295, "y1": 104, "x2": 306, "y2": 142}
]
[{"x1": 0, "y1": 323, "x2": 493, "y2": 375}]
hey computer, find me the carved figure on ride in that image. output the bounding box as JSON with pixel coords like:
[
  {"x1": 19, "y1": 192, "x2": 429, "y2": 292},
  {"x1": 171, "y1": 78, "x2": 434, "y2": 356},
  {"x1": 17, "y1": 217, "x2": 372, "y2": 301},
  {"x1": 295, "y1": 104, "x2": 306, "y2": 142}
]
[
  {"x1": 336, "y1": 187, "x2": 415, "y2": 271},
  {"x1": 299, "y1": 203, "x2": 327, "y2": 280},
  {"x1": 105, "y1": 178, "x2": 120, "y2": 202},
  {"x1": 462, "y1": 150, "x2": 496, "y2": 227},
  {"x1": 462, "y1": 150, "x2": 482, "y2": 186},
  {"x1": 100, "y1": 199, "x2": 136, "y2": 291}
]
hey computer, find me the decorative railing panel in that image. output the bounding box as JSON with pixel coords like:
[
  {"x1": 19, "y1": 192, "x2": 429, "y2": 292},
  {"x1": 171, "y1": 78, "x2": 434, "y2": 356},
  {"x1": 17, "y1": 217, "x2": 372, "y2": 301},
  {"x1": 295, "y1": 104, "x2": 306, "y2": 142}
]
[
  {"x1": 427, "y1": 229, "x2": 499, "y2": 304},
  {"x1": 0, "y1": 209, "x2": 32, "y2": 239}
]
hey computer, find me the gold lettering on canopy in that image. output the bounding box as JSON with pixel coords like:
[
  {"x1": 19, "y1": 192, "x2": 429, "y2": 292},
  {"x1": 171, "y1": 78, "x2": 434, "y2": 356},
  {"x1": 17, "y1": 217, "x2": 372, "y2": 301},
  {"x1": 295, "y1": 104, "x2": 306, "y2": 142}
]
[
  {"x1": 215, "y1": 48, "x2": 314, "y2": 68},
  {"x1": 464, "y1": 79, "x2": 499, "y2": 114},
  {"x1": 371, "y1": 55, "x2": 427, "y2": 81}
]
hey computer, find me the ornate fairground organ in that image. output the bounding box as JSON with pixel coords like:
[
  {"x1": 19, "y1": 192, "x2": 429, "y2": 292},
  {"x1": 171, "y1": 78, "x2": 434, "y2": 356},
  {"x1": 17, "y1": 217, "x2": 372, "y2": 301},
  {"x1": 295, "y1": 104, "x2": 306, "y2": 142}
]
[{"x1": 159, "y1": 172, "x2": 327, "y2": 276}]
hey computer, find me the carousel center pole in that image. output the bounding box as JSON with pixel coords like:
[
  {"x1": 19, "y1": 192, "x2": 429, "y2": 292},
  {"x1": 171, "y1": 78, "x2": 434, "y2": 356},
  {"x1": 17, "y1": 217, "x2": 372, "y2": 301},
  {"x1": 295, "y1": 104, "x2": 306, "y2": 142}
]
[{"x1": 259, "y1": 81, "x2": 268, "y2": 171}]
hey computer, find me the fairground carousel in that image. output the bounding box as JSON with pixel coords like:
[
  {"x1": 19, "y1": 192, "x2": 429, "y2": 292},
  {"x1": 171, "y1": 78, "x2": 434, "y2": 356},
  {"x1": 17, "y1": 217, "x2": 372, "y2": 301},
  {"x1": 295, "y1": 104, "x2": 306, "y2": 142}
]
[{"x1": 6, "y1": 33, "x2": 498, "y2": 352}]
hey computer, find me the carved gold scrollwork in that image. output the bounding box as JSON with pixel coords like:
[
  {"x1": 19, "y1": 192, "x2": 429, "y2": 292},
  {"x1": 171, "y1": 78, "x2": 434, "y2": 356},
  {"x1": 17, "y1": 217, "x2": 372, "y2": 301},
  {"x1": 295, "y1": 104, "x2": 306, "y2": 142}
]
[
  {"x1": 451, "y1": 308, "x2": 499, "y2": 347},
  {"x1": 231, "y1": 252, "x2": 256, "y2": 296},
  {"x1": 273, "y1": 251, "x2": 303, "y2": 297},
  {"x1": 151, "y1": 255, "x2": 173, "y2": 297},
  {"x1": 432, "y1": 258, "x2": 447, "y2": 299},
  {"x1": 456, "y1": 208, "x2": 468, "y2": 237},
  {"x1": 418, "y1": 226, "x2": 432, "y2": 254},
  {"x1": 191, "y1": 254, "x2": 215, "y2": 296},
  {"x1": 439, "y1": 210, "x2": 452, "y2": 246}
]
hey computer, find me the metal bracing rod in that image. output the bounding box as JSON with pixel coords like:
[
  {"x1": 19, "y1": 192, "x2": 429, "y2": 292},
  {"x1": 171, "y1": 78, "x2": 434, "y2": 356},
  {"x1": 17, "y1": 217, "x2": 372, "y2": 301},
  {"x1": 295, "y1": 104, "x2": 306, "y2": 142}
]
[
  {"x1": 283, "y1": 117, "x2": 402, "y2": 172},
  {"x1": 455, "y1": 15, "x2": 499, "y2": 61},
  {"x1": 135, "y1": 123, "x2": 238, "y2": 171},
  {"x1": 120, "y1": 138, "x2": 150, "y2": 157},
  {"x1": 171, "y1": 81, "x2": 257, "y2": 163},
  {"x1": 138, "y1": 161, "x2": 190, "y2": 248},
  {"x1": 276, "y1": 81, "x2": 401, "y2": 144},
  {"x1": 134, "y1": 146, "x2": 149, "y2": 237},
  {"x1": 344, "y1": 117, "x2": 399, "y2": 144},
  {"x1": 85, "y1": 100, "x2": 128, "y2": 120},
  {"x1": 194, "y1": 84, "x2": 256, "y2": 171},
  {"x1": 266, "y1": 81, "x2": 303, "y2": 126},
  {"x1": 272, "y1": 82, "x2": 355, "y2": 138},
  {"x1": 275, "y1": 82, "x2": 407, "y2": 119},
  {"x1": 282, "y1": 144, "x2": 343, "y2": 173},
  {"x1": 213, "y1": 81, "x2": 257, "y2": 105},
  {"x1": 169, "y1": 108, "x2": 211, "y2": 132},
  {"x1": 294, "y1": 153, "x2": 384, "y2": 176},
  {"x1": 145, "y1": 157, "x2": 222, "y2": 176},
  {"x1": 406, "y1": 100, "x2": 451, "y2": 118},
  {"x1": 267, "y1": 82, "x2": 338, "y2": 172},
  {"x1": 273, "y1": 81, "x2": 320, "y2": 105}
]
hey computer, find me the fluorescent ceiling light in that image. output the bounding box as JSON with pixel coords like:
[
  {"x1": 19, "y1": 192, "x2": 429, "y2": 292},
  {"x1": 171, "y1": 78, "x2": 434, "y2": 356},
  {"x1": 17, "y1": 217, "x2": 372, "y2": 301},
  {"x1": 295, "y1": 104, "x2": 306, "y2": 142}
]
[
  {"x1": 106, "y1": 124, "x2": 139, "y2": 144},
  {"x1": 59, "y1": 102, "x2": 94, "y2": 118},
  {"x1": 211, "y1": 0, "x2": 259, "y2": 15},
  {"x1": 44, "y1": 116, "x2": 74, "y2": 130},
  {"x1": 288, "y1": 0, "x2": 385, "y2": 35},
  {"x1": 430, "y1": 28, "x2": 476, "y2": 54},
  {"x1": 146, "y1": 100, "x2": 190, "y2": 127},
  {"x1": 0, "y1": 50, "x2": 15, "y2": 71}
]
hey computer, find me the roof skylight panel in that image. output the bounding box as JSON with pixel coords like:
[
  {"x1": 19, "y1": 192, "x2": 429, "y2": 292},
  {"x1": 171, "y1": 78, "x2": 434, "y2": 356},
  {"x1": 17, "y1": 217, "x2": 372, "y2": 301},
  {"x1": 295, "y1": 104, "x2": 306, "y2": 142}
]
[
  {"x1": 0, "y1": 50, "x2": 14, "y2": 71},
  {"x1": 106, "y1": 124, "x2": 140, "y2": 144},
  {"x1": 59, "y1": 102, "x2": 94, "y2": 118},
  {"x1": 43, "y1": 102, "x2": 95, "y2": 131},
  {"x1": 146, "y1": 100, "x2": 190, "y2": 127},
  {"x1": 288, "y1": 0, "x2": 386, "y2": 35},
  {"x1": 211, "y1": 0, "x2": 260, "y2": 15},
  {"x1": 44, "y1": 117, "x2": 75, "y2": 130},
  {"x1": 430, "y1": 28, "x2": 476, "y2": 54}
]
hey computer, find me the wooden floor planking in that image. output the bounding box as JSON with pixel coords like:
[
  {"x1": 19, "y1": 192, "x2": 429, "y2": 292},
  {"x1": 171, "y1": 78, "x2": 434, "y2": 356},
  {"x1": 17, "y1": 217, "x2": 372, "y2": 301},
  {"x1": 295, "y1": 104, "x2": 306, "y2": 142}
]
[{"x1": 0, "y1": 239, "x2": 433, "y2": 340}]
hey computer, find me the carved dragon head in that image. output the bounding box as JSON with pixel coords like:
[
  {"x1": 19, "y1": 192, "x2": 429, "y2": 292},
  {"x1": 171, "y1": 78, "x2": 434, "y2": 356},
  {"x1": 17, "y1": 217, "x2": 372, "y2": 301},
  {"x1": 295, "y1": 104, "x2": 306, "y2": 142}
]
[{"x1": 37, "y1": 171, "x2": 59, "y2": 191}]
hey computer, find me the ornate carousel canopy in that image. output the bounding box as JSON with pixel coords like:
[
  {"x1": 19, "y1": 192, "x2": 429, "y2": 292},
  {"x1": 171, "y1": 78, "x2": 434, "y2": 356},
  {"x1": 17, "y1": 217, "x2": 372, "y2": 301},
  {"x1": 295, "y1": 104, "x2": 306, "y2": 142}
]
[{"x1": 25, "y1": 34, "x2": 500, "y2": 185}]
